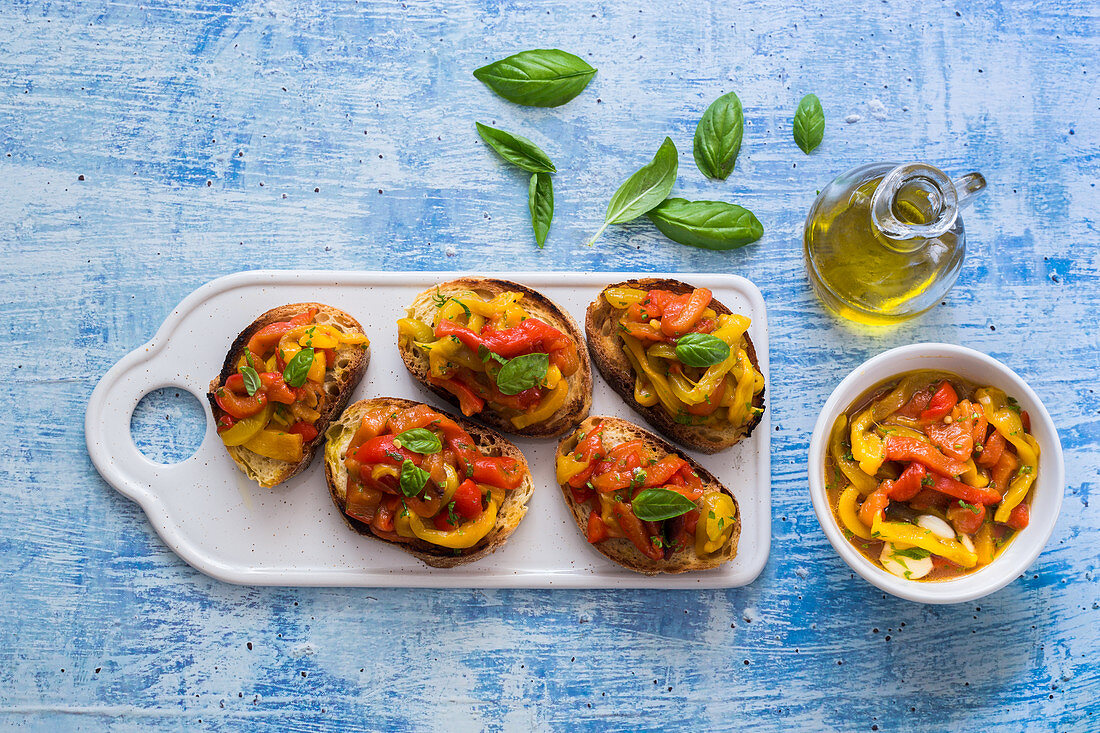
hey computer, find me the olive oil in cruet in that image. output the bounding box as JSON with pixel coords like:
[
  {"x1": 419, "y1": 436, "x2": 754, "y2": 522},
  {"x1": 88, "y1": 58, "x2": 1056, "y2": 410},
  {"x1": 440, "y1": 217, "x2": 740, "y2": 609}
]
[{"x1": 803, "y1": 162, "x2": 986, "y2": 325}]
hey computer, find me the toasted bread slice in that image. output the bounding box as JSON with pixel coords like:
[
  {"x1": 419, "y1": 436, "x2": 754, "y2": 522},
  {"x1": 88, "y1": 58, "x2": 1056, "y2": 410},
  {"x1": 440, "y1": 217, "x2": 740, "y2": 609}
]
[
  {"x1": 323, "y1": 397, "x2": 534, "y2": 568},
  {"x1": 585, "y1": 278, "x2": 765, "y2": 453},
  {"x1": 399, "y1": 278, "x2": 592, "y2": 438},
  {"x1": 207, "y1": 303, "x2": 369, "y2": 488},
  {"x1": 557, "y1": 416, "x2": 740, "y2": 574}
]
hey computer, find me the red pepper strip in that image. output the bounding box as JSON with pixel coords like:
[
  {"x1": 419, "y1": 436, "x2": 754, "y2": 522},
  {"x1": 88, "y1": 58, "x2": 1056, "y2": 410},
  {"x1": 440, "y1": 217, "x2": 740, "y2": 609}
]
[
  {"x1": 619, "y1": 321, "x2": 666, "y2": 343},
  {"x1": 244, "y1": 308, "x2": 319, "y2": 356},
  {"x1": 353, "y1": 435, "x2": 418, "y2": 466},
  {"x1": 680, "y1": 466, "x2": 704, "y2": 496},
  {"x1": 929, "y1": 474, "x2": 1002, "y2": 506},
  {"x1": 977, "y1": 430, "x2": 1006, "y2": 468},
  {"x1": 370, "y1": 495, "x2": 400, "y2": 533},
  {"x1": 947, "y1": 502, "x2": 986, "y2": 535},
  {"x1": 433, "y1": 511, "x2": 457, "y2": 531},
  {"x1": 566, "y1": 424, "x2": 606, "y2": 489},
  {"x1": 926, "y1": 420, "x2": 974, "y2": 463},
  {"x1": 909, "y1": 488, "x2": 949, "y2": 512},
  {"x1": 483, "y1": 318, "x2": 579, "y2": 375},
  {"x1": 641, "y1": 455, "x2": 688, "y2": 487},
  {"x1": 571, "y1": 486, "x2": 594, "y2": 504},
  {"x1": 896, "y1": 386, "x2": 933, "y2": 418},
  {"x1": 921, "y1": 380, "x2": 958, "y2": 421},
  {"x1": 260, "y1": 373, "x2": 297, "y2": 404},
  {"x1": 586, "y1": 512, "x2": 610, "y2": 544},
  {"x1": 429, "y1": 376, "x2": 485, "y2": 416},
  {"x1": 1021, "y1": 411, "x2": 1031, "y2": 432},
  {"x1": 990, "y1": 450, "x2": 1019, "y2": 495},
  {"x1": 610, "y1": 501, "x2": 662, "y2": 561},
  {"x1": 885, "y1": 462, "x2": 927, "y2": 501},
  {"x1": 216, "y1": 414, "x2": 236, "y2": 432},
  {"x1": 590, "y1": 469, "x2": 635, "y2": 493},
  {"x1": 288, "y1": 422, "x2": 318, "y2": 442},
  {"x1": 883, "y1": 435, "x2": 967, "y2": 477},
  {"x1": 472, "y1": 456, "x2": 524, "y2": 490},
  {"x1": 660, "y1": 288, "x2": 712, "y2": 338},
  {"x1": 686, "y1": 317, "x2": 717, "y2": 335},
  {"x1": 215, "y1": 387, "x2": 267, "y2": 419},
  {"x1": 1006, "y1": 503, "x2": 1029, "y2": 530},
  {"x1": 452, "y1": 479, "x2": 484, "y2": 520},
  {"x1": 606, "y1": 440, "x2": 644, "y2": 463},
  {"x1": 858, "y1": 487, "x2": 890, "y2": 527}
]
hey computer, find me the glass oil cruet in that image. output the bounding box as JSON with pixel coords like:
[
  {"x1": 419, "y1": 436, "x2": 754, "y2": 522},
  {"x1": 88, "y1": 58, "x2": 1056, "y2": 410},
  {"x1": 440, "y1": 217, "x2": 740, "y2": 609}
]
[{"x1": 803, "y1": 162, "x2": 987, "y2": 325}]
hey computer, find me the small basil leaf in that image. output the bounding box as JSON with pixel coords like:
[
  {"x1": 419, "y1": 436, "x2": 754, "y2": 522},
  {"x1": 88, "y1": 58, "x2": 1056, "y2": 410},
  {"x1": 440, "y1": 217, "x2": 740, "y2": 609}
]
[
  {"x1": 693, "y1": 91, "x2": 743, "y2": 180},
  {"x1": 793, "y1": 93, "x2": 825, "y2": 154},
  {"x1": 495, "y1": 352, "x2": 549, "y2": 395},
  {"x1": 475, "y1": 122, "x2": 555, "y2": 173},
  {"x1": 630, "y1": 488, "x2": 696, "y2": 522},
  {"x1": 393, "y1": 428, "x2": 442, "y2": 455},
  {"x1": 399, "y1": 459, "x2": 430, "y2": 497},
  {"x1": 239, "y1": 365, "x2": 261, "y2": 397},
  {"x1": 282, "y1": 348, "x2": 315, "y2": 388},
  {"x1": 675, "y1": 333, "x2": 731, "y2": 368},
  {"x1": 473, "y1": 49, "x2": 596, "y2": 107},
  {"x1": 892, "y1": 546, "x2": 931, "y2": 561},
  {"x1": 589, "y1": 136, "x2": 678, "y2": 245},
  {"x1": 647, "y1": 198, "x2": 763, "y2": 250},
  {"x1": 528, "y1": 172, "x2": 554, "y2": 248}
]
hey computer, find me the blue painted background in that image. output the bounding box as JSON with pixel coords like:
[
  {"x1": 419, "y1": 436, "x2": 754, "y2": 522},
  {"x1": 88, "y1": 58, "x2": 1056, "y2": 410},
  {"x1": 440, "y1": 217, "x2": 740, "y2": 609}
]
[{"x1": 2, "y1": 0, "x2": 1098, "y2": 730}]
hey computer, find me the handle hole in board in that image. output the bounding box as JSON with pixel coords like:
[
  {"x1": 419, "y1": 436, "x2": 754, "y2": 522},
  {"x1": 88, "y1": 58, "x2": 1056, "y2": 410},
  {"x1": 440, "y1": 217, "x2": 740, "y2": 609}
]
[{"x1": 130, "y1": 388, "x2": 207, "y2": 464}]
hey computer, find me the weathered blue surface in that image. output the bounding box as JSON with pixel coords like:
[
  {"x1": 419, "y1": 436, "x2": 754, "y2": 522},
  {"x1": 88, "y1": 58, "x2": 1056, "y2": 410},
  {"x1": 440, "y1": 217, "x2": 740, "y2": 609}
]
[{"x1": 2, "y1": 0, "x2": 1098, "y2": 730}]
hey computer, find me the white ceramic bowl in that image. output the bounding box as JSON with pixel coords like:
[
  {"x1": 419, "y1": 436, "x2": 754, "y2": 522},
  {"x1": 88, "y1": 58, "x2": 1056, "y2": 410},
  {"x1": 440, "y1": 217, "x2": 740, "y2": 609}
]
[{"x1": 808, "y1": 343, "x2": 1065, "y2": 604}]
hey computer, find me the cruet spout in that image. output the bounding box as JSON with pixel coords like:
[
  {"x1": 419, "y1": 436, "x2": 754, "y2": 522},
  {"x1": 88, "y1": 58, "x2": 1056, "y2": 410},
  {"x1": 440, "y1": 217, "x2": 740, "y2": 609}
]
[{"x1": 870, "y1": 163, "x2": 986, "y2": 243}]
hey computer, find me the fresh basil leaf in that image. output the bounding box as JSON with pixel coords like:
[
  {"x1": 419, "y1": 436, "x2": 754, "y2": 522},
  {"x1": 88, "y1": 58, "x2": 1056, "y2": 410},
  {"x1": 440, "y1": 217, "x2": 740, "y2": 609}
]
[
  {"x1": 647, "y1": 198, "x2": 763, "y2": 250},
  {"x1": 528, "y1": 172, "x2": 554, "y2": 248},
  {"x1": 282, "y1": 348, "x2": 315, "y2": 388},
  {"x1": 238, "y1": 365, "x2": 261, "y2": 396},
  {"x1": 393, "y1": 428, "x2": 442, "y2": 455},
  {"x1": 475, "y1": 122, "x2": 555, "y2": 173},
  {"x1": 630, "y1": 488, "x2": 696, "y2": 522},
  {"x1": 399, "y1": 459, "x2": 430, "y2": 497},
  {"x1": 693, "y1": 91, "x2": 743, "y2": 180},
  {"x1": 473, "y1": 49, "x2": 596, "y2": 107},
  {"x1": 674, "y1": 333, "x2": 731, "y2": 368},
  {"x1": 589, "y1": 136, "x2": 678, "y2": 245},
  {"x1": 495, "y1": 352, "x2": 549, "y2": 395},
  {"x1": 793, "y1": 93, "x2": 825, "y2": 154},
  {"x1": 892, "y1": 546, "x2": 932, "y2": 561}
]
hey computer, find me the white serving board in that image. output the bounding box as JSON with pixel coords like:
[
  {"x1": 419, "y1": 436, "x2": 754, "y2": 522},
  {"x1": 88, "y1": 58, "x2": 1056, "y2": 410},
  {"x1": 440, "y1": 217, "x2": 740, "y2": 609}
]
[{"x1": 86, "y1": 271, "x2": 771, "y2": 588}]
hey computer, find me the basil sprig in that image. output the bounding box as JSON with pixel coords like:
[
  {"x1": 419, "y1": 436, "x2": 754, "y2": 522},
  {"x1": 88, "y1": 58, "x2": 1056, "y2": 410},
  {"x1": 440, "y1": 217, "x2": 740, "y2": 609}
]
[
  {"x1": 394, "y1": 428, "x2": 442, "y2": 455},
  {"x1": 630, "y1": 488, "x2": 696, "y2": 522},
  {"x1": 528, "y1": 172, "x2": 554, "y2": 248},
  {"x1": 399, "y1": 459, "x2": 430, "y2": 497},
  {"x1": 239, "y1": 365, "x2": 261, "y2": 396},
  {"x1": 282, "y1": 348, "x2": 315, "y2": 388},
  {"x1": 891, "y1": 546, "x2": 931, "y2": 561},
  {"x1": 647, "y1": 198, "x2": 763, "y2": 251},
  {"x1": 475, "y1": 122, "x2": 556, "y2": 173},
  {"x1": 589, "y1": 136, "x2": 678, "y2": 246},
  {"x1": 693, "y1": 91, "x2": 743, "y2": 180},
  {"x1": 675, "y1": 333, "x2": 731, "y2": 368},
  {"x1": 793, "y1": 93, "x2": 825, "y2": 154},
  {"x1": 495, "y1": 352, "x2": 550, "y2": 395},
  {"x1": 473, "y1": 49, "x2": 596, "y2": 107}
]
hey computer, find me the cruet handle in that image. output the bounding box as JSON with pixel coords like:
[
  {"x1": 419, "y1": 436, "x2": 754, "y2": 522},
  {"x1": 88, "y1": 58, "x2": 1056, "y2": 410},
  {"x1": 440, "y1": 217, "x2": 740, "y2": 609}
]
[{"x1": 953, "y1": 172, "x2": 987, "y2": 209}]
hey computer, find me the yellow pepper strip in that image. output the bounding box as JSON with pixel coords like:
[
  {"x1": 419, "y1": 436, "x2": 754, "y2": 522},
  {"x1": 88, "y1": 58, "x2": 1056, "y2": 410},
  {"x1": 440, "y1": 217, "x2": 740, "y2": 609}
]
[
  {"x1": 298, "y1": 330, "x2": 339, "y2": 350},
  {"x1": 871, "y1": 516, "x2": 978, "y2": 568},
  {"x1": 974, "y1": 522, "x2": 995, "y2": 565},
  {"x1": 467, "y1": 313, "x2": 486, "y2": 334},
  {"x1": 501, "y1": 303, "x2": 527, "y2": 328},
  {"x1": 603, "y1": 287, "x2": 648, "y2": 309},
  {"x1": 242, "y1": 429, "x2": 304, "y2": 463},
  {"x1": 830, "y1": 415, "x2": 879, "y2": 494},
  {"x1": 439, "y1": 299, "x2": 471, "y2": 323},
  {"x1": 850, "y1": 407, "x2": 885, "y2": 476},
  {"x1": 960, "y1": 459, "x2": 990, "y2": 488},
  {"x1": 511, "y1": 380, "x2": 569, "y2": 429},
  {"x1": 838, "y1": 485, "x2": 874, "y2": 539},
  {"x1": 306, "y1": 349, "x2": 326, "y2": 383},
  {"x1": 696, "y1": 492, "x2": 737, "y2": 555},
  {"x1": 727, "y1": 350, "x2": 757, "y2": 427},
  {"x1": 371, "y1": 464, "x2": 399, "y2": 483},
  {"x1": 621, "y1": 335, "x2": 680, "y2": 412},
  {"x1": 219, "y1": 404, "x2": 275, "y2": 447},
  {"x1": 428, "y1": 337, "x2": 462, "y2": 378},
  {"x1": 393, "y1": 509, "x2": 416, "y2": 538},
  {"x1": 870, "y1": 374, "x2": 921, "y2": 420},
  {"x1": 440, "y1": 464, "x2": 460, "y2": 505},
  {"x1": 633, "y1": 374, "x2": 659, "y2": 406},
  {"x1": 975, "y1": 388, "x2": 1040, "y2": 523},
  {"x1": 544, "y1": 364, "x2": 562, "y2": 390},
  {"x1": 875, "y1": 424, "x2": 929, "y2": 443},
  {"x1": 556, "y1": 450, "x2": 589, "y2": 485},
  {"x1": 407, "y1": 500, "x2": 498, "y2": 549},
  {"x1": 682, "y1": 315, "x2": 749, "y2": 403},
  {"x1": 398, "y1": 317, "x2": 434, "y2": 343}
]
